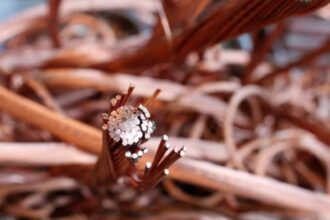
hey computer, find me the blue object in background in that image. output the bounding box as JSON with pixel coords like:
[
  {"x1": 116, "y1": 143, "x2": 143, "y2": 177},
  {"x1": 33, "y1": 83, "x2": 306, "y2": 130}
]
[{"x1": 0, "y1": 0, "x2": 45, "y2": 21}]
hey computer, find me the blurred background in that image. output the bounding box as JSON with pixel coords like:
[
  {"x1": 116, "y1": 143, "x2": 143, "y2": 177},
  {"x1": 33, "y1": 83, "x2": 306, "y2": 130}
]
[
  {"x1": 0, "y1": 0, "x2": 44, "y2": 20},
  {"x1": 0, "y1": 0, "x2": 329, "y2": 219}
]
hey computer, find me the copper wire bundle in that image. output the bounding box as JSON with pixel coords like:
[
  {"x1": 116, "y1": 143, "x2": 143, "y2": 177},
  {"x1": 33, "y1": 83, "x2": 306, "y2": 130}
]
[{"x1": 90, "y1": 85, "x2": 185, "y2": 191}]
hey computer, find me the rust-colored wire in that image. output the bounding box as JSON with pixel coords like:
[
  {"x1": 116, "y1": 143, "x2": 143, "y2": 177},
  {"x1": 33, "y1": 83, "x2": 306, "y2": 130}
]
[{"x1": 48, "y1": 0, "x2": 62, "y2": 48}]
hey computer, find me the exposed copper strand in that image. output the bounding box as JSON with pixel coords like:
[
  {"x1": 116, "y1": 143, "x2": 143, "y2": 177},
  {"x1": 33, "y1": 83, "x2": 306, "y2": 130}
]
[
  {"x1": 141, "y1": 169, "x2": 169, "y2": 191},
  {"x1": 122, "y1": 84, "x2": 135, "y2": 105},
  {"x1": 153, "y1": 147, "x2": 185, "y2": 176},
  {"x1": 144, "y1": 162, "x2": 152, "y2": 177},
  {"x1": 144, "y1": 88, "x2": 161, "y2": 107},
  {"x1": 149, "y1": 135, "x2": 169, "y2": 173},
  {"x1": 113, "y1": 95, "x2": 122, "y2": 109},
  {"x1": 118, "y1": 93, "x2": 127, "y2": 106}
]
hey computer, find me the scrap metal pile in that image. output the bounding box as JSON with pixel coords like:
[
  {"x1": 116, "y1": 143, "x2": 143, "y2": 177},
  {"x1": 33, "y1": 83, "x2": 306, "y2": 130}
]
[{"x1": 0, "y1": 0, "x2": 329, "y2": 219}]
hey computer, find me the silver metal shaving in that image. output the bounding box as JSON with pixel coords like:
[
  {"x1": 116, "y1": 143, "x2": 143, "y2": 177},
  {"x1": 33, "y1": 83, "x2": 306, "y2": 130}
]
[{"x1": 108, "y1": 105, "x2": 155, "y2": 146}]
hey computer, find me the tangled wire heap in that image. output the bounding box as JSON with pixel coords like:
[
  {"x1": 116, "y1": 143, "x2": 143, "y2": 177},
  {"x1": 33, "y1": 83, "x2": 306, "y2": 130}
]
[
  {"x1": 90, "y1": 85, "x2": 185, "y2": 191},
  {"x1": 0, "y1": 0, "x2": 329, "y2": 219}
]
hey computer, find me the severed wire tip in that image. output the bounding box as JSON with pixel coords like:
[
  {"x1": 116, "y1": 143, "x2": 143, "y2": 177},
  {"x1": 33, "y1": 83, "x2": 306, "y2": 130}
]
[
  {"x1": 144, "y1": 88, "x2": 161, "y2": 107},
  {"x1": 146, "y1": 162, "x2": 152, "y2": 168},
  {"x1": 179, "y1": 150, "x2": 186, "y2": 157},
  {"x1": 179, "y1": 146, "x2": 186, "y2": 157},
  {"x1": 138, "y1": 104, "x2": 151, "y2": 118},
  {"x1": 145, "y1": 133, "x2": 151, "y2": 139},
  {"x1": 137, "y1": 150, "x2": 143, "y2": 158},
  {"x1": 152, "y1": 89, "x2": 161, "y2": 100},
  {"x1": 131, "y1": 153, "x2": 139, "y2": 162},
  {"x1": 144, "y1": 162, "x2": 152, "y2": 176},
  {"x1": 142, "y1": 148, "x2": 148, "y2": 155},
  {"x1": 115, "y1": 95, "x2": 121, "y2": 100},
  {"x1": 165, "y1": 143, "x2": 171, "y2": 149},
  {"x1": 162, "y1": 134, "x2": 168, "y2": 141},
  {"x1": 110, "y1": 98, "x2": 117, "y2": 106},
  {"x1": 125, "y1": 151, "x2": 132, "y2": 158}
]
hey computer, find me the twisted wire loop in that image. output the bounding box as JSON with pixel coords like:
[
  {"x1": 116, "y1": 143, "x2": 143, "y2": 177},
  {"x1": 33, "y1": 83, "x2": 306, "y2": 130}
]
[{"x1": 89, "y1": 85, "x2": 185, "y2": 191}]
